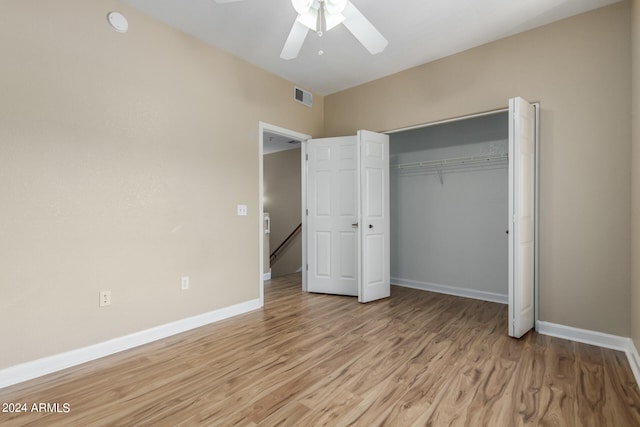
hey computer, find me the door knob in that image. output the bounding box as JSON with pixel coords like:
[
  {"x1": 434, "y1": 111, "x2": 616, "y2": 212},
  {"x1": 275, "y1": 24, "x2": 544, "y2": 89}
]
[{"x1": 369, "y1": 224, "x2": 373, "y2": 229}]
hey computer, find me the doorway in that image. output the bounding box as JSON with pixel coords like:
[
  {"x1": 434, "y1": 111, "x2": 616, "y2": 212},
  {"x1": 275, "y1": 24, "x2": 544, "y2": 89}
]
[{"x1": 259, "y1": 122, "x2": 310, "y2": 306}]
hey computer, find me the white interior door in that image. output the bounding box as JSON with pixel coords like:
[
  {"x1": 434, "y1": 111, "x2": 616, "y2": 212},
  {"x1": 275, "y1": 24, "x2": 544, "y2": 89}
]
[
  {"x1": 508, "y1": 97, "x2": 536, "y2": 338},
  {"x1": 304, "y1": 131, "x2": 390, "y2": 302},
  {"x1": 306, "y1": 136, "x2": 359, "y2": 296},
  {"x1": 358, "y1": 130, "x2": 390, "y2": 303}
]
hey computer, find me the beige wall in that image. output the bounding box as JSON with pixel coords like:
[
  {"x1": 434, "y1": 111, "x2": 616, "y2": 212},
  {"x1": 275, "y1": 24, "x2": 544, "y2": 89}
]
[
  {"x1": 631, "y1": 0, "x2": 640, "y2": 347},
  {"x1": 0, "y1": 0, "x2": 323, "y2": 369},
  {"x1": 264, "y1": 148, "x2": 302, "y2": 278},
  {"x1": 326, "y1": 2, "x2": 632, "y2": 335}
]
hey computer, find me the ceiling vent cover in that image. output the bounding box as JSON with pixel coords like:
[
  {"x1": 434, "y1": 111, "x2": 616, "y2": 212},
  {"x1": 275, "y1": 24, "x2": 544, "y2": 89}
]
[{"x1": 294, "y1": 87, "x2": 312, "y2": 107}]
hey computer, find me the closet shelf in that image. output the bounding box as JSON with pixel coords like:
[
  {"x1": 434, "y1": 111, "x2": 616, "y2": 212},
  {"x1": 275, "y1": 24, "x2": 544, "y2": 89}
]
[{"x1": 391, "y1": 153, "x2": 508, "y2": 173}]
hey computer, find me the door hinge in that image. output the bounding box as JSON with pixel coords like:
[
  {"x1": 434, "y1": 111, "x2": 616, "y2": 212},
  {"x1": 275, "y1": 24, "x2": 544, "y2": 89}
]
[
  {"x1": 306, "y1": 154, "x2": 309, "y2": 161},
  {"x1": 306, "y1": 264, "x2": 308, "y2": 271},
  {"x1": 306, "y1": 209, "x2": 308, "y2": 216}
]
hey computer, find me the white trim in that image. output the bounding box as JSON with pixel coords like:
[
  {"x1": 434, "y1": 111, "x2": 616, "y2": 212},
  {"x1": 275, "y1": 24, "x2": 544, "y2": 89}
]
[
  {"x1": 536, "y1": 321, "x2": 630, "y2": 351},
  {"x1": 258, "y1": 124, "x2": 265, "y2": 307},
  {"x1": 537, "y1": 321, "x2": 640, "y2": 387},
  {"x1": 627, "y1": 340, "x2": 640, "y2": 387},
  {"x1": 392, "y1": 277, "x2": 508, "y2": 304},
  {"x1": 0, "y1": 299, "x2": 261, "y2": 389},
  {"x1": 533, "y1": 102, "x2": 540, "y2": 331},
  {"x1": 263, "y1": 269, "x2": 272, "y2": 281},
  {"x1": 301, "y1": 140, "x2": 308, "y2": 292}
]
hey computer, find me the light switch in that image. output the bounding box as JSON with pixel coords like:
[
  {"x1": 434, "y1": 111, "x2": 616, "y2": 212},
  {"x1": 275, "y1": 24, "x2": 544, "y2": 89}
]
[{"x1": 237, "y1": 204, "x2": 248, "y2": 216}]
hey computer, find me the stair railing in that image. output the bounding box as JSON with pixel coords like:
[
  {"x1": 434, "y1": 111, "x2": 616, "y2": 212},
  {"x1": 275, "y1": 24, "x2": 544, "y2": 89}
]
[{"x1": 270, "y1": 223, "x2": 302, "y2": 262}]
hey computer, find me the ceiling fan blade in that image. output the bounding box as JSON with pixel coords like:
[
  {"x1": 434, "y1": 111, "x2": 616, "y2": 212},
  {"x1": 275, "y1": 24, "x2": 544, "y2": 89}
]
[
  {"x1": 342, "y1": 1, "x2": 388, "y2": 55},
  {"x1": 281, "y1": 20, "x2": 309, "y2": 60}
]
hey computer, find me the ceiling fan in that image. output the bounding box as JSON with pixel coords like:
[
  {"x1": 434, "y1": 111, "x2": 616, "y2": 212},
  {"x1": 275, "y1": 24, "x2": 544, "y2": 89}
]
[{"x1": 215, "y1": 0, "x2": 388, "y2": 60}]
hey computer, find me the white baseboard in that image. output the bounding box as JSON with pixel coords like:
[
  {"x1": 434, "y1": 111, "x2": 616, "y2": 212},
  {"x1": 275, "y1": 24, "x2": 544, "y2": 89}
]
[
  {"x1": 537, "y1": 321, "x2": 640, "y2": 387},
  {"x1": 392, "y1": 277, "x2": 508, "y2": 304},
  {"x1": 263, "y1": 269, "x2": 271, "y2": 281},
  {"x1": 627, "y1": 340, "x2": 640, "y2": 387},
  {"x1": 536, "y1": 321, "x2": 630, "y2": 351},
  {"x1": 0, "y1": 298, "x2": 261, "y2": 389}
]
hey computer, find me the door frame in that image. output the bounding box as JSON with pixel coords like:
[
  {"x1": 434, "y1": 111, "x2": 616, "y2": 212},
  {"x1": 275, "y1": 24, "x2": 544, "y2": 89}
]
[
  {"x1": 301, "y1": 140, "x2": 308, "y2": 291},
  {"x1": 533, "y1": 102, "x2": 540, "y2": 328},
  {"x1": 384, "y1": 103, "x2": 540, "y2": 330},
  {"x1": 258, "y1": 122, "x2": 310, "y2": 306}
]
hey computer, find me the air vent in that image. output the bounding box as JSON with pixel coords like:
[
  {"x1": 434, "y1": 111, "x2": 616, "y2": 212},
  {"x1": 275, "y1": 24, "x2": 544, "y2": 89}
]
[{"x1": 294, "y1": 86, "x2": 312, "y2": 107}]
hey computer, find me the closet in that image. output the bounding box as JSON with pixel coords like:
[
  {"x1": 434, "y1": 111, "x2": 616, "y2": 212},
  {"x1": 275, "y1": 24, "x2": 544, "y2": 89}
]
[
  {"x1": 302, "y1": 97, "x2": 538, "y2": 338},
  {"x1": 389, "y1": 111, "x2": 510, "y2": 302}
]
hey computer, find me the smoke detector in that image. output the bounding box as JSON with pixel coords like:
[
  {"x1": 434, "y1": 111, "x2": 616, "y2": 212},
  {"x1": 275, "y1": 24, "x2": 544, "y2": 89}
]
[{"x1": 107, "y1": 12, "x2": 128, "y2": 33}]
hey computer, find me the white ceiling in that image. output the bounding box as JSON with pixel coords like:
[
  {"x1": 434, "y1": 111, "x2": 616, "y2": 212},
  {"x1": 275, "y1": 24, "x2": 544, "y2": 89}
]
[{"x1": 119, "y1": 0, "x2": 620, "y2": 95}]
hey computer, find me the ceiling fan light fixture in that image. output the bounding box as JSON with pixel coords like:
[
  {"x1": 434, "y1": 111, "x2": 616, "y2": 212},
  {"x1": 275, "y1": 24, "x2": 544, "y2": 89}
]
[
  {"x1": 296, "y1": 8, "x2": 318, "y2": 31},
  {"x1": 324, "y1": 12, "x2": 345, "y2": 31},
  {"x1": 281, "y1": 0, "x2": 386, "y2": 60},
  {"x1": 323, "y1": 0, "x2": 347, "y2": 15},
  {"x1": 291, "y1": 0, "x2": 314, "y2": 15}
]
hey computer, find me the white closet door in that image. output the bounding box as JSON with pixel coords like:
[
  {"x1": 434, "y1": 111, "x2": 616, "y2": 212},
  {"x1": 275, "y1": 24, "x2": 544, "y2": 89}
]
[
  {"x1": 358, "y1": 130, "x2": 390, "y2": 303},
  {"x1": 304, "y1": 131, "x2": 390, "y2": 302},
  {"x1": 508, "y1": 97, "x2": 536, "y2": 338},
  {"x1": 306, "y1": 136, "x2": 359, "y2": 296}
]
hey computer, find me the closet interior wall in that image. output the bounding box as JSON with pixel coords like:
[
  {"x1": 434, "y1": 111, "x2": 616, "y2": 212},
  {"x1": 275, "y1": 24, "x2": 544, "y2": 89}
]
[{"x1": 390, "y1": 112, "x2": 509, "y2": 301}]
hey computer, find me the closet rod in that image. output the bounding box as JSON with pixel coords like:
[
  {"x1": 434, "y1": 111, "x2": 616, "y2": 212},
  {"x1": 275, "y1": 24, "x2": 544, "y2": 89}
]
[{"x1": 390, "y1": 153, "x2": 508, "y2": 171}]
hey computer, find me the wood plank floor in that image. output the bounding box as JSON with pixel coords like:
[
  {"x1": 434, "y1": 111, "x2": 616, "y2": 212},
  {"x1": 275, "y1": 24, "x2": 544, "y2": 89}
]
[{"x1": 2, "y1": 273, "x2": 640, "y2": 426}]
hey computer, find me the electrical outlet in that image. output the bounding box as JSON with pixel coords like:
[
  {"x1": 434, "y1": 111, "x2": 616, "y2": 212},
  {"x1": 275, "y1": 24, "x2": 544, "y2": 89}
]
[
  {"x1": 237, "y1": 204, "x2": 248, "y2": 216},
  {"x1": 99, "y1": 290, "x2": 111, "y2": 307},
  {"x1": 181, "y1": 276, "x2": 189, "y2": 290}
]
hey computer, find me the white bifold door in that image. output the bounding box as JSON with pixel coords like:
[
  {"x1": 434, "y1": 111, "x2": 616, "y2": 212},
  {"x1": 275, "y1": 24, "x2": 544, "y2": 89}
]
[
  {"x1": 304, "y1": 130, "x2": 390, "y2": 303},
  {"x1": 508, "y1": 97, "x2": 537, "y2": 338}
]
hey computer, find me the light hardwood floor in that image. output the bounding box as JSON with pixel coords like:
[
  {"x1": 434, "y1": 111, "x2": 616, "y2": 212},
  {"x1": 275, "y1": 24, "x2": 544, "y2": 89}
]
[{"x1": 1, "y1": 273, "x2": 640, "y2": 426}]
